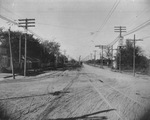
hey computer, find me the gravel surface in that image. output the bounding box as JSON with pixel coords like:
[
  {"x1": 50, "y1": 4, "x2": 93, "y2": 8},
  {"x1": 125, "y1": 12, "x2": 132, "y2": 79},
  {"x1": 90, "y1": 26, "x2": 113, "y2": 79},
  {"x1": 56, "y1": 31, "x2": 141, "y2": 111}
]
[{"x1": 0, "y1": 65, "x2": 150, "y2": 120}]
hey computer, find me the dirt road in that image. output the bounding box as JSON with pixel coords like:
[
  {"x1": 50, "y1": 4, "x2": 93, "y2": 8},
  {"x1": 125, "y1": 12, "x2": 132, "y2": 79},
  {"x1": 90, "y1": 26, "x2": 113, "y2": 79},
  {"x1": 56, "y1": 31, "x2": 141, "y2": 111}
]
[{"x1": 0, "y1": 65, "x2": 150, "y2": 120}]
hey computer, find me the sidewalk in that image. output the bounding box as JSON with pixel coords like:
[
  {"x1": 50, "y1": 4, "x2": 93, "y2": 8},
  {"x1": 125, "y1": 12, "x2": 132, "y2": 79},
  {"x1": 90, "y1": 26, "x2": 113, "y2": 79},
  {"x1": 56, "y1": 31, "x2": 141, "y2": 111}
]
[
  {"x1": 0, "y1": 70, "x2": 56, "y2": 82},
  {"x1": 0, "y1": 73, "x2": 24, "y2": 81}
]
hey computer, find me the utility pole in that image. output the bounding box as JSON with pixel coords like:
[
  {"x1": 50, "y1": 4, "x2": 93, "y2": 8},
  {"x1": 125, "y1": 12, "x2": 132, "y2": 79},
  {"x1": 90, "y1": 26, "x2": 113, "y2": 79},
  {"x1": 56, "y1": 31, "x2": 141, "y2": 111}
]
[
  {"x1": 95, "y1": 45, "x2": 107, "y2": 68},
  {"x1": 19, "y1": 34, "x2": 21, "y2": 69},
  {"x1": 90, "y1": 53, "x2": 93, "y2": 60},
  {"x1": 55, "y1": 54, "x2": 58, "y2": 69},
  {"x1": 114, "y1": 26, "x2": 126, "y2": 72},
  {"x1": 93, "y1": 50, "x2": 97, "y2": 66},
  {"x1": 18, "y1": 18, "x2": 35, "y2": 76},
  {"x1": 8, "y1": 28, "x2": 15, "y2": 79},
  {"x1": 114, "y1": 26, "x2": 126, "y2": 38},
  {"x1": 87, "y1": 55, "x2": 89, "y2": 62},
  {"x1": 111, "y1": 46, "x2": 113, "y2": 68},
  {"x1": 79, "y1": 55, "x2": 81, "y2": 65},
  {"x1": 127, "y1": 35, "x2": 143, "y2": 76},
  {"x1": 99, "y1": 52, "x2": 101, "y2": 66},
  {"x1": 63, "y1": 50, "x2": 66, "y2": 65},
  {"x1": 108, "y1": 46, "x2": 114, "y2": 68}
]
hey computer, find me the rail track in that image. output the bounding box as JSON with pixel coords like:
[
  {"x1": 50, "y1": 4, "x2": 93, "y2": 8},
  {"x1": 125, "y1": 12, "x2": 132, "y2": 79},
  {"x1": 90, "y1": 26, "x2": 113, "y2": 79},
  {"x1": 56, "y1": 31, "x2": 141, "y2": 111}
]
[
  {"x1": 84, "y1": 73, "x2": 148, "y2": 120},
  {"x1": 1, "y1": 67, "x2": 149, "y2": 120}
]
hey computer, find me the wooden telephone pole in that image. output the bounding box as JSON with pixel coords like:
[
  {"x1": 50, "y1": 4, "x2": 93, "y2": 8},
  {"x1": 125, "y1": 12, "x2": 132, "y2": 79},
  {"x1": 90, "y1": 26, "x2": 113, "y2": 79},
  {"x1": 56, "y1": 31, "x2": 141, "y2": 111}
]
[
  {"x1": 93, "y1": 50, "x2": 97, "y2": 66},
  {"x1": 95, "y1": 45, "x2": 107, "y2": 68},
  {"x1": 114, "y1": 26, "x2": 126, "y2": 72},
  {"x1": 18, "y1": 18, "x2": 35, "y2": 76},
  {"x1": 90, "y1": 53, "x2": 93, "y2": 60},
  {"x1": 19, "y1": 33, "x2": 22, "y2": 69},
  {"x1": 8, "y1": 28, "x2": 15, "y2": 79},
  {"x1": 127, "y1": 35, "x2": 143, "y2": 76},
  {"x1": 63, "y1": 50, "x2": 66, "y2": 65}
]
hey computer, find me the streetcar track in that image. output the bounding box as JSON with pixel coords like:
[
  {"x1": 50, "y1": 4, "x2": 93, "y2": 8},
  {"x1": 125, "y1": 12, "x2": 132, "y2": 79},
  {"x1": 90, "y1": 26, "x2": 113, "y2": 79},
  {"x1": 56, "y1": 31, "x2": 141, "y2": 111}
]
[
  {"x1": 1, "y1": 67, "x2": 149, "y2": 120},
  {"x1": 103, "y1": 82, "x2": 147, "y2": 110},
  {"x1": 84, "y1": 72, "x2": 149, "y2": 120},
  {"x1": 88, "y1": 78, "x2": 126, "y2": 120},
  {"x1": 98, "y1": 79, "x2": 148, "y2": 113},
  {"x1": 86, "y1": 73, "x2": 148, "y2": 110}
]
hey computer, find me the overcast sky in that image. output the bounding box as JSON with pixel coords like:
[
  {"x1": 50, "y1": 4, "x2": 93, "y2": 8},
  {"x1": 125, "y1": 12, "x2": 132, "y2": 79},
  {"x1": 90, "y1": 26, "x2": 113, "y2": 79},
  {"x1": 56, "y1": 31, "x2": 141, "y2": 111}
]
[{"x1": 0, "y1": 0, "x2": 150, "y2": 59}]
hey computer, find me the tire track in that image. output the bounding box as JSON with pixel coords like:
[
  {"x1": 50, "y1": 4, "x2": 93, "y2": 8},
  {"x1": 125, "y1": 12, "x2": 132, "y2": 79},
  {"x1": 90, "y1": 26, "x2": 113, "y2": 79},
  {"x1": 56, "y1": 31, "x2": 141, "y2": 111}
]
[
  {"x1": 0, "y1": 71, "x2": 66, "y2": 101},
  {"x1": 36, "y1": 71, "x2": 80, "y2": 120},
  {"x1": 0, "y1": 70, "x2": 69, "y2": 120},
  {"x1": 24, "y1": 70, "x2": 71, "y2": 119}
]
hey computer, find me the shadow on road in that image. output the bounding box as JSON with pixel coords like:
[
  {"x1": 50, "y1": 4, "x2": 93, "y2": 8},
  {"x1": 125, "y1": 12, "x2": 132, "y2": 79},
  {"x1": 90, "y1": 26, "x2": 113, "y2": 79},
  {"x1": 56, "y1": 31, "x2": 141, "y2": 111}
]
[
  {"x1": 48, "y1": 109, "x2": 116, "y2": 120},
  {"x1": 139, "y1": 108, "x2": 150, "y2": 120}
]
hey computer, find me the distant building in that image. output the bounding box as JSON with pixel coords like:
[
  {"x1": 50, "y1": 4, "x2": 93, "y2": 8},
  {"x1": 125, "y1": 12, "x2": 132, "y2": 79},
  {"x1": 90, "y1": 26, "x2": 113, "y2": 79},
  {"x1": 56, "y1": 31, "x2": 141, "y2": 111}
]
[{"x1": 20, "y1": 56, "x2": 41, "y2": 70}]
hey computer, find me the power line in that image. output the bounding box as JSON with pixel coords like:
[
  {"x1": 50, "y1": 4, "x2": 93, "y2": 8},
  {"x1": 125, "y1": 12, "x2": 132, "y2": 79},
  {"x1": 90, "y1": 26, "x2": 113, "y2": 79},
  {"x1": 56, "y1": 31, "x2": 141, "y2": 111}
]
[
  {"x1": 0, "y1": 14, "x2": 18, "y2": 26},
  {"x1": 107, "y1": 19, "x2": 150, "y2": 47},
  {"x1": 93, "y1": 1, "x2": 149, "y2": 48},
  {"x1": 36, "y1": 22, "x2": 90, "y2": 31},
  {"x1": 97, "y1": 0, "x2": 120, "y2": 33},
  {"x1": 107, "y1": 36, "x2": 120, "y2": 47},
  {"x1": 91, "y1": 0, "x2": 120, "y2": 41},
  {"x1": 127, "y1": 6, "x2": 150, "y2": 28},
  {"x1": 141, "y1": 35, "x2": 150, "y2": 40},
  {"x1": 123, "y1": 19, "x2": 150, "y2": 36},
  {"x1": 1, "y1": 5, "x2": 22, "y2": 18},
  {"x1": 0, "y1": 14, "x2": 44, "y2": 42}
]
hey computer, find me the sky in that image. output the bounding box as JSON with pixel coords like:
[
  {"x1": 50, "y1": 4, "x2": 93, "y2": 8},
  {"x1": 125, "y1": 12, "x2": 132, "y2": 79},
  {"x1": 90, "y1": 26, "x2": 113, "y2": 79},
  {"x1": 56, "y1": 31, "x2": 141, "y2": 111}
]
[{"x1": 0, "y1": 0, "x2": 150, "y2": 60}]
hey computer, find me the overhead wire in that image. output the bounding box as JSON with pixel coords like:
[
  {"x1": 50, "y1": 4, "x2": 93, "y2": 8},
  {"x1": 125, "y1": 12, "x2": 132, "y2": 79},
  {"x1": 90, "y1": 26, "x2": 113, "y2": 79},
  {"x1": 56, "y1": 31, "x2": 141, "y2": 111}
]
[
  {"x1": 0, "y1": 14, "x2": 44, "y2": 42},
  {"x1": 140, "y1": 35, "x2": 150, "y2": 40},
  {"x1": 0, "y1": 5, "x2": 46, "y2": 41},
  {"x1": 36, "y1": 22, "x2": 90, "y2": 31},
  {"x1": 1, "y1": 5, "x2": 22, "y2": 18},
  {"x1": 106, "y1": 19, "x2": 150, "y2": 47},
  {"x1": 107, "y1": 36, "x2": 120, "y2": 47},
  {"x1": 0, "y1": 14, "x2": 93, "y2": 45},
  {"x1": 0, "y1": 6, "x2": 94, "y2": 42},
  {"x1": 97, "y1": 0, "x2": 120, "y2": 33},
  {"x1": 91, "y1": 0, "x2": 120, "y2": 41},
  {"x1": 1, "y1": 2, "x2": 149, "y2": 52},
  {"x1": 0, "y1": 14, "x2": 18, "y2": 26},
  {"x1": 127, "y1": 6, "x2": 150, "y2": 28},
  {"x1": 102, "y1": 1, "x2": 150, "y2": 48},
  {"x1": 123, "y1": 19, "x2": 150, "y2": 36}
]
